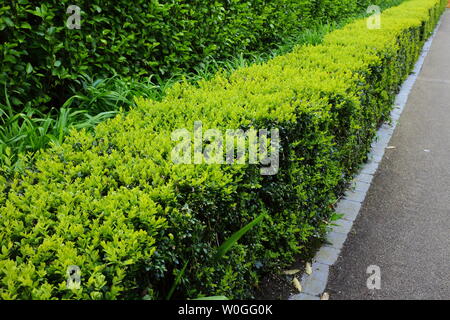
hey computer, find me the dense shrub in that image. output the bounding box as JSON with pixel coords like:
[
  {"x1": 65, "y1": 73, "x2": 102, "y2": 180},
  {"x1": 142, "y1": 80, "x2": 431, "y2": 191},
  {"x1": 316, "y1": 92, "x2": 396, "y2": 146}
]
[
  {"x1": 0, "y1": 0, "x2": 446, "y2": 300},
  {"x1": 1, "y1": 0, "x2": 399, "y2": 114}
]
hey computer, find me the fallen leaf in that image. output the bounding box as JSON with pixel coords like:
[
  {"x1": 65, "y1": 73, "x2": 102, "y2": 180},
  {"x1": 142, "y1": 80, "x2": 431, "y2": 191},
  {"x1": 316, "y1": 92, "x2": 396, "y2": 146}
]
[
  {"x1": 292, "y1": 277, "x2": 302, "y2": 293},
  {"x1": 321, "y1": 292, "x2": 330, "y2": 300},
  {"x1": 283, "y1": 269, "x2": 301, "y2": 275},
  {"x1": 305, "y1": 262, "x2": 313, "y2": 275},
  {"x1": 386, "y1": 146, "x2": 396, "y2": 149}
]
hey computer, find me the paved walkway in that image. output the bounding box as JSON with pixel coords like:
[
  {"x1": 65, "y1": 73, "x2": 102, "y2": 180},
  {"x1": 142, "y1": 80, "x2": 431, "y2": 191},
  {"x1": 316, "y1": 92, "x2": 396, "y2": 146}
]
[{"x1": 326, "y1": 9, "x2": 450, "y2": 300}]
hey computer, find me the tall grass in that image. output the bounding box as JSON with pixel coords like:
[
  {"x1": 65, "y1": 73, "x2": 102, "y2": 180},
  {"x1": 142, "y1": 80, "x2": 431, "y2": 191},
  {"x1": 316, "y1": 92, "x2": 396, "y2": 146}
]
[{"x1": 0, "y1": 94, "x2": 116, "y2": 175}]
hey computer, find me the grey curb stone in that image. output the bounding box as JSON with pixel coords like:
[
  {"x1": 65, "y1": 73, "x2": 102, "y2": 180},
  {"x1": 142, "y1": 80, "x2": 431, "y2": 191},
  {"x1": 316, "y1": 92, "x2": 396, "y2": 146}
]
[
  {"x1": 334, "y1": 199, "x2": 361, "y2": 222},
  {"x1": 326, "y1": 232, "x2": 347, "y2": 250},
  {"x1": 354, "y1": 173, "x2": 374, "y2": 184},
  {"x1": 370, "y1": 145, "x2": 387, "y2": 156},
  {"x1": 313, "y1": 246, "x2": 340, "y2": 266},
  {"x1": 391, "y1": 112, "x2": 401, "y2": 121},
  {"x1": 300, "y1": 263, "x2": 330, "y2": 296},
  {"x1": 391, "y1": 106, "x2": 402, "y2": 114},
  {"x1": 367, "y1": 151, "x2": 384, "y2": 163},
  {"x1": 332, "y1": 219, "x2": 353, "y2": 234},
  {"x1": 378, "y1": 128, "x2": 394, "y2": 140},
  {"x1": 344, "y1": 189, "x2": 366, "y2": 203},
  {"x1": 353, "y1": 180, "x2": 370, "y2": 194},
  {"x1": 395, "y1": 92, "x2": 409, "y2": 106},
  {"x1": 361, "y1": 161, "x2": 379, "y2": 175},
  {"x1": 380, "y1": 123, "x2": 395, "y2": 134}
]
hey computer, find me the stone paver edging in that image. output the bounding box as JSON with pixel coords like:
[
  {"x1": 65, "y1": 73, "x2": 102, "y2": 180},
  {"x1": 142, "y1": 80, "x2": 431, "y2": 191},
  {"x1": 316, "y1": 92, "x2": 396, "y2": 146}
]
[{"x1": 289, "y1": 18, "x2": 443, "y2": 301}]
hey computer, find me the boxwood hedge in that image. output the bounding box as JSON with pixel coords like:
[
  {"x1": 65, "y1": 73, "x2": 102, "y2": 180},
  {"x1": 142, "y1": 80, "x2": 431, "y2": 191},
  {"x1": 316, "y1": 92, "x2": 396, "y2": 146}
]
[
  {"x1": 1, "y1": 0, "x2": 398, "y2": 114},
  {"x1": 0, "y1": 0, "x2": 446, "y2": 299}
]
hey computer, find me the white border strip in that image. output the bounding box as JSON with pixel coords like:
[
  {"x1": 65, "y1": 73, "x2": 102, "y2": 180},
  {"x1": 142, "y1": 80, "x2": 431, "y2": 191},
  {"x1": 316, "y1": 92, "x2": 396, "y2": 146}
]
[{"x1": 289, "y1": 18, "x2": 443, "y2": 301}]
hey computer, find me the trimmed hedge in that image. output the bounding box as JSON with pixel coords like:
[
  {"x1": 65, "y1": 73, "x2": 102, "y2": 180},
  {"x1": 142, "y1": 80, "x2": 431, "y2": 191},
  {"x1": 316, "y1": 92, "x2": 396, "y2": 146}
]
[
  {"x1": 1, "y1": 0, "x2": 396, "y2": 113},
  {"x1": 0, "y1": 0, "x2": 447, "y2": 300}
]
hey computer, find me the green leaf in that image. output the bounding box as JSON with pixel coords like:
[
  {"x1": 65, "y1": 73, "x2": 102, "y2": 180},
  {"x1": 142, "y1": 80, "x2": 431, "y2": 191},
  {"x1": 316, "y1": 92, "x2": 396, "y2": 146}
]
[
  {"x1": 166, "y1": 261, "x2": 188, "y2": 300},
  {"x1": 3, "y1": 17, "x2": 14, "y2": 27},
  {"x1": 20, "y1": 22, "x2": 32, "y2": 29},
  {"x1": 26, "y1": 63, "x2": 33, "y2": 74},
  {"x1": 215, "y1": 213, "x2": 266, "y2": 259},
  {"x1": 193, "y1": 296, "x2": 229, "y2": 300}
]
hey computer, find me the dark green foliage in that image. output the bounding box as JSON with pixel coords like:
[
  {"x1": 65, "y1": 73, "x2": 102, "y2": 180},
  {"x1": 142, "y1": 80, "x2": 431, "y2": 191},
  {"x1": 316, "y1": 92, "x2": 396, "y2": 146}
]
[{"x1": 1, "y1": 0, "x2": 400, "y2": 114}]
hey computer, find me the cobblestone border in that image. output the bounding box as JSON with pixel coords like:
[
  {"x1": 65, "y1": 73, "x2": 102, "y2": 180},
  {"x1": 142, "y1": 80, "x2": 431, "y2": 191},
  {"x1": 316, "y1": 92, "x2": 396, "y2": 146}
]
[{"x1": 289, "y1": 19, "x2": 443, "y2": 301}]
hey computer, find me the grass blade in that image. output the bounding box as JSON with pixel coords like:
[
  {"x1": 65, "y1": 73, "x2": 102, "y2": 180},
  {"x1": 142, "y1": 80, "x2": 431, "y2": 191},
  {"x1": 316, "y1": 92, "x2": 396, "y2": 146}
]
[
  {"x1": 215, "y1": 213, "x2": 266, "y2": 260},
  {"x1": 166, "y1": 261, "x2": 189, "y2": 300},
  {"x1": 193, "y1": 296, "x2": 229, "y2": 301}
]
